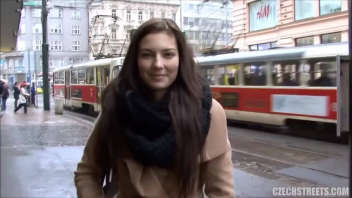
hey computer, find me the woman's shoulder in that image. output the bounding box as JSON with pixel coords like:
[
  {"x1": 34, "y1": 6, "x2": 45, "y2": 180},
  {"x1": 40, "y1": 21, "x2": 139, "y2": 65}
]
[{"x1": 202, "y1": 99, "x2": 231, "y2": 161}]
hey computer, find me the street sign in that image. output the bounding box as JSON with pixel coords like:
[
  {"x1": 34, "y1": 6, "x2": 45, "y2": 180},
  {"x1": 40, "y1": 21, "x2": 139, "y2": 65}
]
[{"x1": 23, "y1": 1, "x2": 42, "y2": 6}]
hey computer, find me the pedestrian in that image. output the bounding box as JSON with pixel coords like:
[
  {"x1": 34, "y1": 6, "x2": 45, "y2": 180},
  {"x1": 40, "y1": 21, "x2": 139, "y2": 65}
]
[
  {"x1": 74, "y1": 18, "x2": 234, "y2": 198},
  {"x1": 14, "y1": 83, "x2": 30, "y2": 114},
  {"x1": 31, "y1": 82, "x2": 36, "y2": 106},
  {"x1": 0, "y1": 80, "x2": 9, "y2": 111},
  {"x1": 13, "y1": 82, "x2": 20, "y2": 109}
]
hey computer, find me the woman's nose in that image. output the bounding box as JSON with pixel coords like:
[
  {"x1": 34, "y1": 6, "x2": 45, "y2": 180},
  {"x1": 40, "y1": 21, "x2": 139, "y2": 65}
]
[{"x1": 152, "y1": 54, "x2": 163, "y2": 68}]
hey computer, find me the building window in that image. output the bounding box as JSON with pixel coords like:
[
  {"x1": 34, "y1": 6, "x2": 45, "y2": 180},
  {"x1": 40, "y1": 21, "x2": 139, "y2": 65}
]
[
  {"x1": 50, "y1": 40, "x2": 63, "y2": 51},
  {"x1": 194, "y1": 18, "x2": 199, "y2": 26},
  {"x1": 31, "y1": 9, "x2": 41, "y2": 17},
  {"x1": 50, "y1": 24, "x2": 62, "y2": 34},
  {"x1": 138, "y1": 10, "x2": 143, "y2": 22},
  {"x1": 33, "y1": 24, "x2": 42, "y2": 34},
  {"x1": 249, "y1": 0, "x2": 277, "y2": 31},
  {"x1": 161, "y1": 11, "x2": 165, "y2": 18},
  {"x1": 295, "y1": 36, "x2": 314, "y2": 46},
  {"x1": 321, "y1": 32, "x2": 341, "y2": 44},
  {"x1": 17, "y1": 40, "x2": 26, "y2": 51},
  {"x1": 295, "y1": 0, "x2": 314, "y2": 20},
  {"x1": 172, "y1": 13, "x2": 176, "y2": 21},
  {"x1": 320, "y1": 0, "x2": 341, "y2": 16},
  {"x1": 126, "y1": 10, "x2": 131, "y2": 22},
  {"x1": 184, "y1": 17, "x2": 188, "y2": 25},
  {"x1": 72, "y1": 25, "x2": 80, "y2": 35},
  {"x1": 72, "y1": 41, "x2": 80, "y2": 51},
  {"x1": 72, "y1": 10, "x2": 81, "y2": 19},
  {"x1": 150, "y1": 10, "x2": 154, "y2": 19},
  {"x1": 33, "y1": 40, "x2": 42, "y2": 51},
  {"x1": 112, "y1": 9, "x2": 117, "y2": 18},
  {"x1": 49, "y1": 8, "x2": 63, "y2": 18},
  {"x1": 249, "y1": 41, "x2": 277, "y2": 51},
  {"x1": 111, "y1": 27, "x2": 117, "y2": 39}
]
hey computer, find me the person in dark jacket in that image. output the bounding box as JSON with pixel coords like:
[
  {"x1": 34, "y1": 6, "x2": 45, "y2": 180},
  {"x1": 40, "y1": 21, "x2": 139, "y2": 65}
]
[
  {"x1": 31, "y1": 82, "x2": 36, "y2": 106},
  {"x1": 0, "y1": 80, "x2": 9, "y2": 111},
  {"x1": 13, "y1": 82, "x2": 20, "y2": 109}
]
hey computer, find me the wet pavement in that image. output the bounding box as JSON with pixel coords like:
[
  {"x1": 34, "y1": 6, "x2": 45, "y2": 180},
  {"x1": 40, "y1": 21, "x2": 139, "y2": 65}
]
[
  {"x1": 0, "y1": 97, "x2": 93, "y2": 197},
  {"x1": 0, "y1": 96, "x2": 350, "y2": 197}
]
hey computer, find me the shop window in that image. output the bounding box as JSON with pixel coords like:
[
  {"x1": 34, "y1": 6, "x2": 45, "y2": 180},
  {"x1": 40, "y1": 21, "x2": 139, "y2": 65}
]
[
  {"x1": 295, "y1": 0, "x2": 314, "y2": 20},
  {"x1": 320, "y1": 0, "x2": 341, "y2": 16},
  {"x1": 249, "y1": 41, "x2": 277, "y2": 51},
  {"x1": 295, "y1": 36, "x2": 314, "y2": 47},
  {"x1": 321, "y1": 32, "x2": 341, "y2": 44}
]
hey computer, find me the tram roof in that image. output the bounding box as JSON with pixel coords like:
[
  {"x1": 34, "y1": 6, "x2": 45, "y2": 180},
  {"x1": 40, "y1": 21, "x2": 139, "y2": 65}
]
[
  {"x1": 53, "y1": 57, "x2": 125, "y2": 72},
  {"x1": 195, "y1": 42, "x2": 349, "y2": 66}
]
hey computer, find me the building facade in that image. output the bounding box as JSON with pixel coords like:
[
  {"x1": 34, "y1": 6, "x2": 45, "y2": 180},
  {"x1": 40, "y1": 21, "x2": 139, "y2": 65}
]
[
  {"x1": 88, "y1": 0, "x2": 180, "y2": 59},
  {"x1": 0, "y1": 0, "x2": 89, "y2": 86},
  {"x1": 182, "y1": 0, "x2": 233, "y2": 55},
  {"x1": 232, "y1": 0, "x2": 349, "y2": 51}
]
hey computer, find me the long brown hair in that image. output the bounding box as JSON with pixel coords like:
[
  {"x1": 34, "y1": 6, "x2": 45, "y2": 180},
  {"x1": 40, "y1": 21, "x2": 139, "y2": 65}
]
[{"x1": 98, "y1": 18, "x2": 207, "y2": 197}]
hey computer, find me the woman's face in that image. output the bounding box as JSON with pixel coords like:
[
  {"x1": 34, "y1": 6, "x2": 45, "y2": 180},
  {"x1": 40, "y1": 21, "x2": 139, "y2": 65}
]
[{"x1": 138, "y1": 32, "x2": 179, "y2": 100}]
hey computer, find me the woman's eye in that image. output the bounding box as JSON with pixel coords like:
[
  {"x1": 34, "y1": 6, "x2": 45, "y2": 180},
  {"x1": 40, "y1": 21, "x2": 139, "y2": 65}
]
[
  {"x1": 164, "y1": 53, "x2": 175, "y2": 58},
  {"x1": 140, "y1": 53, "x2": 151, "y2": 57}
]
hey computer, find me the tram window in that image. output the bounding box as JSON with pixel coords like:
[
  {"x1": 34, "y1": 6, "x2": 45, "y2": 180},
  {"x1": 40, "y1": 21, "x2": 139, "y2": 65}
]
[
  {"x1": 244, "y1": 63, "x2": 266, "y2": 86},
  {"x1": 273, "y1": 63, "x2": 299, "y2": 86},
  {"x1": 104, "y1": 67, "x2": 110, "y2": 85},
  {"x1": 86, "y1": 68, "x2": 95, "y2": 84},
  {"x1": 71, "y1": 70, "x2": 78, "y2": 84},
  {"x1": 202, "y1": 66, "x2": 223, "y2": 85},
  {"x1": 225, "y1": 65, "x2": 240, "y2": 85},
  {"x1": 308, "y1": 62, "x2": 336, "y2": 87},
  {"x1": 54, "y1": 71, "x2": 64, "y2": 84},
  {"x1": 78, "y1": 69, "x2": 86, "y2": 84},
  {"x1": 112, "y1": 66, "x2": 120, "y2": 78},
  {"x1": 59, "y1": 71, "x2": 65, "y2": 84}
]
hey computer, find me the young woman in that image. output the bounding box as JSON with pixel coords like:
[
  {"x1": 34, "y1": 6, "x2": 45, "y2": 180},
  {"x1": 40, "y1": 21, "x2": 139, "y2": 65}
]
[
  {"x1": 74, "y1": 18, "x2": 234, "y2": 198},
  {"x1": 14, "y1": 83, "x2": 29, "y2": 114}
]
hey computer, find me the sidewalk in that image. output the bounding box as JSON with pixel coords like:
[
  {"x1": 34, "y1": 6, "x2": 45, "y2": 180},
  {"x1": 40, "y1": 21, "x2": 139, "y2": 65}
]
[{"x1": 0, "y1": 97, "x2": 93, "y2": 197}]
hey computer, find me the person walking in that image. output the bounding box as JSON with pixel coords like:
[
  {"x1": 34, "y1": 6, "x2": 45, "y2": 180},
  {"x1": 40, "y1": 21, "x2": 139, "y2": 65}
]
[
  {"x1": 13, "y1": 82, "x2": 20, "y2": 109},
  {"x1": 74, "y1": 18, "x2": 234, "y2": 198},
  {"x1": 14, "y1": 83, "x2": 30, "y2": 114},
  {"x1": 0, "y1": 80, "x2": 9, "y2": 111},
  {"x1": 31, "y1": 82, "x2": 36, "y2": 106}
]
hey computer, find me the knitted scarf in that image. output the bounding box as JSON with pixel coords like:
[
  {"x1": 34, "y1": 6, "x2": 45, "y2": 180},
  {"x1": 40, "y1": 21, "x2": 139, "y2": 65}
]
[{"x1": 122, "y1": 84, "x2": 212, "y2": 168}]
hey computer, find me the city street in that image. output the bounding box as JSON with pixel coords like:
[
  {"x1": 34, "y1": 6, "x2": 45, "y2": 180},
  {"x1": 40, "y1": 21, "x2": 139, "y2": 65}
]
[{"x1": 0, "y1": 96, "x2": 349, "y2": 197}]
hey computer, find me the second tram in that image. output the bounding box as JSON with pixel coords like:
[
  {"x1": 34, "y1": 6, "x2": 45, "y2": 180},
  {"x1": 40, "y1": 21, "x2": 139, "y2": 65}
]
[{"x1": 196, "y1": 43, "x2": 348, "y2": 129}]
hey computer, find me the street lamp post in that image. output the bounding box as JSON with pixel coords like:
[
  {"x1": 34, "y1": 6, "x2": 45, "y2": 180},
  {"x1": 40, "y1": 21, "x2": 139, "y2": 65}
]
[{"x1": 42, "y1": 0, "x2": 50, "y2": 110}]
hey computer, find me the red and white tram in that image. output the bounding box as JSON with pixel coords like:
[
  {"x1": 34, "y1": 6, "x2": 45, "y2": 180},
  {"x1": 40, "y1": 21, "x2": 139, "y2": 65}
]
[
  {"x1": 53, "y1": 57, "x2": 124, "y2": 115},
  {"x1": 195, "y1": 43, "x2": 349, "y2": 129}
]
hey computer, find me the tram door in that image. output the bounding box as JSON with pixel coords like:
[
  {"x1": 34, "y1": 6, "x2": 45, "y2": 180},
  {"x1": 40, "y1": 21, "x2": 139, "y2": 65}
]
[
  {"x1": 96, "y1": 66, "x2": 110, "y2": 104},
  {"x1": 65, "y1": 70, "x2": 70, "y2": 105}
]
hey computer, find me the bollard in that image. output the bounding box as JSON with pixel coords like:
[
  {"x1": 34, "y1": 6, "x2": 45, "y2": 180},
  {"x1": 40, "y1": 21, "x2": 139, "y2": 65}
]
[{"x1": 54, "y1": 98, "x2": 63, "y2": 115}]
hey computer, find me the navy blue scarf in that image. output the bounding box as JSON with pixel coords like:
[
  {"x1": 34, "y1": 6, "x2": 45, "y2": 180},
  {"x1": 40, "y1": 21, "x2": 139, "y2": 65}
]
[{"x1": 122, "y1": 85, "x2": 212, "y2": 168}]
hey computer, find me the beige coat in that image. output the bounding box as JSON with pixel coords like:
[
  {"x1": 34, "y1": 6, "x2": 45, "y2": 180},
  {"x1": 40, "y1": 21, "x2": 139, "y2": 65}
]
[{"x1": 74, "y1": 99, "x2": 234, "y2": 198}]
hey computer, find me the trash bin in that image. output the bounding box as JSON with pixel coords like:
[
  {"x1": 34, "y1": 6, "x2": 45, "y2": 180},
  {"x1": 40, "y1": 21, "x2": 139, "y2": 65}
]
[{"x1": 54, "y1": 98, "x2": 63, "y2": 114}]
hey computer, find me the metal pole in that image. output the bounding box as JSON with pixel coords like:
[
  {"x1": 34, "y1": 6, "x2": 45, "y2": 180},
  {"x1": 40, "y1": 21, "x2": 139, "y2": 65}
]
[
  {"x1": 348, "y1": 0, "x2": 352, "y2": 196},
  {"x1": 42, "y1": 0, "x2": 50, "y2": 110},
  {"x1": 179, "y1": 0, "x2": 183, "y2": 31}
]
